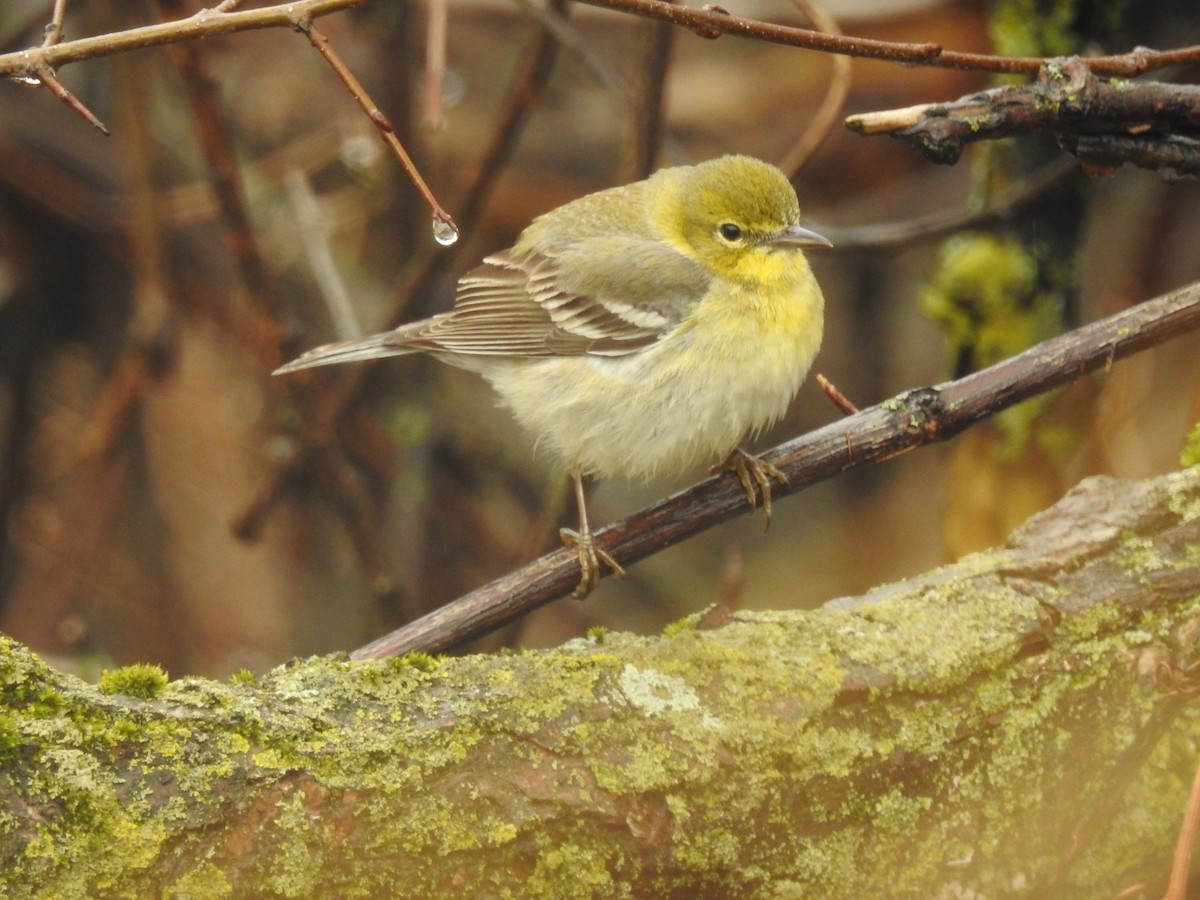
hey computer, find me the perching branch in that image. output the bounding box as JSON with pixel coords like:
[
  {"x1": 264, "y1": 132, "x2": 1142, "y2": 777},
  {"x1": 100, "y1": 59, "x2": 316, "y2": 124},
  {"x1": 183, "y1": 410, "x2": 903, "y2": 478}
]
[
  {"x1": 353, "y1": 279, "x2": 1200, "y2": 659},
  {"x1": 846, "y1": 57, "x2": 1200, "y2": 178},
  {"x1": 3, "y1": 465, "x2": 1199, "y2": 896}
]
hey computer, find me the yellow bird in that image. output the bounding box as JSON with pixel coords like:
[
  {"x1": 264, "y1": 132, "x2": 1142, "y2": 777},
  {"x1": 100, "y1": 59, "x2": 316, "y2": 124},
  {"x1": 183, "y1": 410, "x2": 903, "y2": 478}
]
[{"x1": 276, "y1": 155, "x2": 829, "y2": 596}]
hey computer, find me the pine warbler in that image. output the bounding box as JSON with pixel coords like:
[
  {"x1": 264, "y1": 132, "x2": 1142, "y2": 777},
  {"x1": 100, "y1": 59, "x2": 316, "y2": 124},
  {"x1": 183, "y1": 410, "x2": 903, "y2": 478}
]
[{"x1": 276, "y1": 155, "x2": 830, "y2": 596}]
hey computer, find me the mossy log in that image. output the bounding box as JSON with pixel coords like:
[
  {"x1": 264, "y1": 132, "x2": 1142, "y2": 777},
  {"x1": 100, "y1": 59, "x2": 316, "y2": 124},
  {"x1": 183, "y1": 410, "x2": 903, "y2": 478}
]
[{"x1": 2, "y1": 468, "x2": 1199, "y2": 898}]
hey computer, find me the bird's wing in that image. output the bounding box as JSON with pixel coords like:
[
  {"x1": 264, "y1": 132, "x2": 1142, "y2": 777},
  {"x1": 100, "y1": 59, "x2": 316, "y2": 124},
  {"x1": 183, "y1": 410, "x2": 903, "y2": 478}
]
[{"x1": 394, "y1": 237, "x2": 710, "y2": 358}]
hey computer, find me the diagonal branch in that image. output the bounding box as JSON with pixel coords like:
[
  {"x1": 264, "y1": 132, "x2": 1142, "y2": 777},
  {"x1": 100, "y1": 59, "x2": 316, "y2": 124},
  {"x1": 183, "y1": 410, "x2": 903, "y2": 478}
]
[{"x1": 353, "y1": 279, "x2": 1200, "y2": 658}]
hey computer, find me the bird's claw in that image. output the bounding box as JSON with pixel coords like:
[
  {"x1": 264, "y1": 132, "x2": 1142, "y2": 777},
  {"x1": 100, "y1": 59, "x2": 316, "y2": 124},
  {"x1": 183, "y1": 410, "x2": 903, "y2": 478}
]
[
  {"x1": 720, "y1": 448, "x2": 788, "y2": 531},
  {"x1": 560, "y1": 527, "x2": 625, "y2": 598}
]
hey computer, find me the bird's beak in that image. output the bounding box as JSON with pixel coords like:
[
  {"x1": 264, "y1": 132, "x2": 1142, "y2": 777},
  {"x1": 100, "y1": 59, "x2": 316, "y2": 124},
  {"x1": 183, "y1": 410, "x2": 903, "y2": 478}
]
[{"x1": 771, "y1": 224, "x2": 832, "y2": 249}]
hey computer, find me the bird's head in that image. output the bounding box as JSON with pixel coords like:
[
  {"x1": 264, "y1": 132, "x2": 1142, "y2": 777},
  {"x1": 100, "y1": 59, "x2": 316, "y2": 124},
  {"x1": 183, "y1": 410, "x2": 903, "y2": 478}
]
[{"x1": 663, "y1": 155, "x2": 830, "y2": 282}]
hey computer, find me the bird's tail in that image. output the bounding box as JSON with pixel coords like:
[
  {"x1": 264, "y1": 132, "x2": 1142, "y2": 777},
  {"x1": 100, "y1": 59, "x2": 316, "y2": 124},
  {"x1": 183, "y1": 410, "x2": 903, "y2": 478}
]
[{"x1": 273, "y1": 332, "x2": 413, "y2": 375}]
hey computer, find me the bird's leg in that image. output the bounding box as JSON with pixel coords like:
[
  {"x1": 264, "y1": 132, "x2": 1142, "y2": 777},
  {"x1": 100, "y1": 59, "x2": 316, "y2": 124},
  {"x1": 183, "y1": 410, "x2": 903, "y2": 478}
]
[
  {"x1": 559, "y1": 471, "x2": 625, "y2": 598},
  {"x1": 719, "y1": 447, "x2": 789, "y2": 531}
]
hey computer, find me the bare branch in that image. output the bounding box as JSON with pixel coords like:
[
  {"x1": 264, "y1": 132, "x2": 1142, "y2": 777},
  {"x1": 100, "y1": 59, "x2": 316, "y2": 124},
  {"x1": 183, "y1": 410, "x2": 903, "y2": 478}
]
[
  {"x1": 353, "y1": 279, "x2": 1200, "y2": 658},
  {"x1": 296, "y1": 17, "x2": 458, "y2": 241},
  {"x1": 846, "y1": 58, "x2": 1200, "y2": 177},
  {"x1": 5, "y1": 0, "x2": 1198, "y2": 85},
  {"x1": 41, "y1": 0, "x2": 69, "y2": 47},
  {"x1": 0, "y1": 0, "x2": 374, "y2": 76},
  {"x1": 576, "y1": 0, "x2": 1200, "y2": 75},
  {"x1": 30, "y1": 64, "x2": 109, "y2": 134}
]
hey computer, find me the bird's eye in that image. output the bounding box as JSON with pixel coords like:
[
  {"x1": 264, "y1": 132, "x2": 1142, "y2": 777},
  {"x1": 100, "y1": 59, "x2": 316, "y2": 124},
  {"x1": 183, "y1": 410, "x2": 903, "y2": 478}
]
[{"x1": 718, "y1": 223, "x2": 743, "y2": 242}]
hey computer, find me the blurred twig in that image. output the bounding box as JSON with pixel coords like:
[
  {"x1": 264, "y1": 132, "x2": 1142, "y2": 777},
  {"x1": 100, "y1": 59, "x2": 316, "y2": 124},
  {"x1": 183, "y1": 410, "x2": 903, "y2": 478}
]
[
  {"x1": 283, "y1": 169, "x2": 360, "y2": 342},
  {"x1": 626, "y1": 2, "x2": 674, "y2": 179},
  {"x1": 779, "y1": 0, "x2": 850, "y2": 177},
  {"x1": 821, "y1": 157, "x2": 1077, "y2": 251},
  {"x1": 512, "y1": 0, "x2": 631, "y2": 99},
  {"x1": 159, "y1": 0, "x2": 282, "y2": 353},
  {"x1": 1165, "y1": 754, "x2": 1200, "y2": 900},
  {"x1": 233, "y1": 0, "x2": 575, "y2": 605},
  {"x1": 353, "y1": 280, "x2": 1200, "y2": 657},
  {"x1": 422, "y1": 0, "x2": 447, "y2": 131}
]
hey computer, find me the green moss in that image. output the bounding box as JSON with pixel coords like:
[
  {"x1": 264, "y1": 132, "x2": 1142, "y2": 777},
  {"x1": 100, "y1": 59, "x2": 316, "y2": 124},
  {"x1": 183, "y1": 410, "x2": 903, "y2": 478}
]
[
  {"x1": 586, "y1": 625, "x2": 608, "y2": 644},
  {"x1": 0, "y1": 713, "x2": 22, "y2": 762},
  {"x1": 228, "y1": 667, "x2": 256, "y2": 686},
  {"x1": 164, "y1": 860, "x2": 234, "y2": 898},
  {"x1": 392, "y1": 651, "x2": 441, "y2": 673},
  {"x1": 527, "y1": 843, "x2": 617, "y2": 897},
  {"x1": 662, "y1": 611, "x2": 701, "y2": 636},
  {"x1": 989, "y1": 0, "x2": 1080, "y2": 59},
  {"x1": 98, "y1": 664, "x2": 169, "y2": 700},
  {"x1": 920, "y1": 233, "x2": 1071, "y2": 460},
  {"x1": 1181, "y1": 421, "x2": 1200, "y2": 469},
  {"x1": 2, "y1": 467, "x2": 1197, "y2": 899}
]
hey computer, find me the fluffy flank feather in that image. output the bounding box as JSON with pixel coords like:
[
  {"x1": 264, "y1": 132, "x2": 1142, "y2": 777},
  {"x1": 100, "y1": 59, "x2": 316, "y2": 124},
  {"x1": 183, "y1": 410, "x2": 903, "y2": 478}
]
[{"x1": 272, "y1": 333, "x2": 413, "y2": 374}]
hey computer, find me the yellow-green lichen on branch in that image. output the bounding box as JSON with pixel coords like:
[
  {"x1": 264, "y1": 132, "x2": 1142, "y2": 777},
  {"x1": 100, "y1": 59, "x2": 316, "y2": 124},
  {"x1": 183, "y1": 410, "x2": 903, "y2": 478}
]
[{"x1": 1, "y1": 470, "x2": 1198, "y2": 897}]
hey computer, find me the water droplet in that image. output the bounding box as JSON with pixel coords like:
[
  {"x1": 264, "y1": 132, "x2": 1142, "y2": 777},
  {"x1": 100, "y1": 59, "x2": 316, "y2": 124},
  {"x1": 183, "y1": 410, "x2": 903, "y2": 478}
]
[{"x1": 432, "y1": 216, "x2": 459, "y2": 246}]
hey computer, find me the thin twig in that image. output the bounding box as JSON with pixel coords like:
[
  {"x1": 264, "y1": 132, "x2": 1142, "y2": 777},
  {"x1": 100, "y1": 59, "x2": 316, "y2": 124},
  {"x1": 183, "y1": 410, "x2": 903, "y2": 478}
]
[
  {"x1": 779, "y1": 0, "x2": 850, "y2": 176},
  {"x1": 32, "y1": 63, "x2": 110, "y2": 134},
  {"x1": 6, "y1": 0, "x2": 1198, "y2": 83},
  {"x1": 296, "y1": 17, "x2": 458, "y2": 241},
  {"x1": 576, "y1": 0, "x2": 1200, "y2": 75},
  {"x1": 352, "y1": 279, "x2": 1200, "y2": 658},
  {"x1": 627, "y1": 1, "x2": 674, "y2": 179},
  {"x1": 284, "y1": 168, "x2": 361, "y2": 341},
  {"x1": 233, "y1": 0, "x2": 574, "y2": 574},
  {"x1": 160, "y1": 0, "x2": 280, "y2": 334},
  {"x1": 3, "y1": 0, "x2": 375, "y2": 77},
  {"x1": 816, "y1": 373, "x2": 858, "y2": 415},
  {"x1": 513, "y1": 0, "x2": 631, "y2": 99},
  {"x1": 42, "y1": 0, "x2": 69, "y2": 47},
  {"x1": 1165, "y1": 754, "x2": 1200, "y2": 900},
  {"x1": 822, "y1": 157, "x2": 1078, "y2": 251},
  {"x1": 1038, "y1": 692, "x2": 1197, "y2": 894},
  {"x1": 380, "y1": 0, "x2": 570, "y2": 333}
]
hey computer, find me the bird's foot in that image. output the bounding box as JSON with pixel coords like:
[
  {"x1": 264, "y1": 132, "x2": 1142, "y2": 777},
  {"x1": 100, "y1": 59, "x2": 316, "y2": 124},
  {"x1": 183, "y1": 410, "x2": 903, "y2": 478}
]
[
  {"x1": 719, "y1": 448, "x2": 789, "y2": 531},
  {"x1": 560, "y1": 527, "x2": 625, "y2": 598}
]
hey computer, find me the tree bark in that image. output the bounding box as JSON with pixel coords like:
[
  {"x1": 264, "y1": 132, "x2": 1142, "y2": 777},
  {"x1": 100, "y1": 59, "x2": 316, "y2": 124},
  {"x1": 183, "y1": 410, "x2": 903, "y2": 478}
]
[{"x1": 3, "y1": 466, "x2": 1199, "y2": 898}]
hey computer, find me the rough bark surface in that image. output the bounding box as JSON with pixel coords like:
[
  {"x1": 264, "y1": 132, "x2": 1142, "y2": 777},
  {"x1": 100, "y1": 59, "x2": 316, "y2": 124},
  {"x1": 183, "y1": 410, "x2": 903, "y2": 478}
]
[{"x1": 2, "y1": 467, "x2": 1199, "y2": 898}]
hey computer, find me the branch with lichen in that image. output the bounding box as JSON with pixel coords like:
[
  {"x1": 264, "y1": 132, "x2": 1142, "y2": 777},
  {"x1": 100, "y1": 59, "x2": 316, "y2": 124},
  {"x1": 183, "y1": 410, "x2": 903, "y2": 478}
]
[
  {"x1": 2, "y1": 467, "x2": 1199, "y2": 897},
  {"x1": 847, "y1": 57, "x2": 1200, "y2": 179}
]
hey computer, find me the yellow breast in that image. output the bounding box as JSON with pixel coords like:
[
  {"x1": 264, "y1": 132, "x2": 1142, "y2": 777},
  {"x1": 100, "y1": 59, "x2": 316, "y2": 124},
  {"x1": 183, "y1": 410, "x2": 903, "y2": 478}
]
[{"x1": 484, "y1": 258, "x2": 824, "y2": 481}]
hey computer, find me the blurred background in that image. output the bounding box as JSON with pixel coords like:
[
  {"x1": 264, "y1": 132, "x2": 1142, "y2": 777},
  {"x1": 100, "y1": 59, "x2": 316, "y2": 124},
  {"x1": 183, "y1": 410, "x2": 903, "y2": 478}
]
[{"x1": 1, "y1": 0, "x2": 1197, "y2": 678}]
